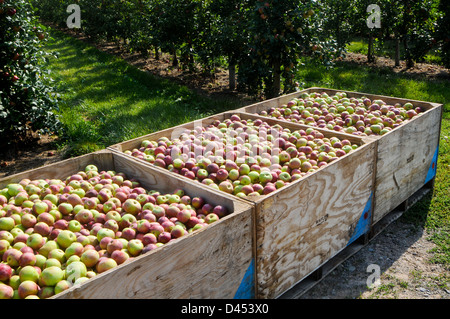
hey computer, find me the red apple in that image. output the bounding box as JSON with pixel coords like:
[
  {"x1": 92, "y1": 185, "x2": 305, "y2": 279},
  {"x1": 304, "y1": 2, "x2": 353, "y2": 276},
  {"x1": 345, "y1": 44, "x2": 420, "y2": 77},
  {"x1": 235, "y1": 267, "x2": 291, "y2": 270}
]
[
  {"x1": 0, "y1": 263, "x2": 12, "y2": 281},
  {"x1": 110, "y1": 250, "x2": 129, "y2": 265}
]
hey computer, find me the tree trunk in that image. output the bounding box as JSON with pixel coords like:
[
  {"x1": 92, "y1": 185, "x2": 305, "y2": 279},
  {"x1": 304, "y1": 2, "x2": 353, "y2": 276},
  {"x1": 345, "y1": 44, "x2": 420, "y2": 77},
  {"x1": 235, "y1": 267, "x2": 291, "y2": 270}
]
[
  {"x1": 368, "y1": 35, "x2": 375, "y2": 63},
  {"x1": 154, "y1": 47, "x2": 159, "y2": 60},
  {"x1": 267, "y1": 58, "x2": 281, "y2": 98},
  {"x1": 228, "y1": 55, "x2": 236, "y2": 91},
  {"x1": 403, "y1": 37, "x2": 414, "y2": 68},
  {"x1": 172, "y1": 49, "x2": 178, "y2": 67},
  {"x1": 395, "y1": 38, "x2": 401, "y2": 67}
]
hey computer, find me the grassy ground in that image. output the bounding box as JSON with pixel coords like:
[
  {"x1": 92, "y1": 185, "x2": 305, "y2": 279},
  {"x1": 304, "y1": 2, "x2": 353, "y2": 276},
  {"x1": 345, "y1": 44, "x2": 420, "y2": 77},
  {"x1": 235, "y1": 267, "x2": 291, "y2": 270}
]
[
  {"x1": 295, "y1": 59, "x2": 450, "y2": 269},
  {"x1": 45, "y1": 30, "x2": 243, "y2": 157},
  {"x1": 346, "y1": 37, "x2": 442, "y2": 65},
  {"x1": 44, "y1": 28, "x2": 449, "y2": 270}
]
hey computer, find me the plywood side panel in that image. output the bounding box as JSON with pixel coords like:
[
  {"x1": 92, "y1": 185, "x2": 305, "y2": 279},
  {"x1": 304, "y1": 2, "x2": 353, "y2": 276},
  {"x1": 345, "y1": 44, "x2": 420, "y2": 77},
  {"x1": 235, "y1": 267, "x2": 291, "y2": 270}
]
[
  {"x1": 372, "y1": 105, "x2": 443, "y2": 223},
  {"x1": 55, "y1": 205, "x2": 254, "y2": 299},
  {"x1": 255, "y1": 142, "x2": 376, "y2": 298}
]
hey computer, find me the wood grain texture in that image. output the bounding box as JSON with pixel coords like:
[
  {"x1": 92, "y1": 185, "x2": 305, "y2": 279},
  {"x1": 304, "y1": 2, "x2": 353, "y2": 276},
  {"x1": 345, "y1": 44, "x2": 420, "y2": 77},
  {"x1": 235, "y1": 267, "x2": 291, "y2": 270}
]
[
  {"x1": 254, "y1": 141, "x2": 376, "y2": 299},
  {"x1": 55, "y1": 205, "x2": 253, "y2": 299},
  {"x1": 0, "y1": 150, "x2": 255, "y2": 299},
  {"x1": 372, "y1": 104, "x2": 443, "y2": 223}
]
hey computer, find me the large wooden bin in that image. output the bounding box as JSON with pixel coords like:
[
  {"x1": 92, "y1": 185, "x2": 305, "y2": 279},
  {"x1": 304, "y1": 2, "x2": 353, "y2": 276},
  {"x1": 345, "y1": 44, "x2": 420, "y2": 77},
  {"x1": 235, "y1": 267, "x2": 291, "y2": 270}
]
[
  {"x1": 0, "y1": 150, "x2": 255, "y2": 299},
  {"x1": 108, "y1": 112, "x2": 376, "y2": 298},
  {"x1": 238, "y1": 87, "x2": 443, "y2": 226}
]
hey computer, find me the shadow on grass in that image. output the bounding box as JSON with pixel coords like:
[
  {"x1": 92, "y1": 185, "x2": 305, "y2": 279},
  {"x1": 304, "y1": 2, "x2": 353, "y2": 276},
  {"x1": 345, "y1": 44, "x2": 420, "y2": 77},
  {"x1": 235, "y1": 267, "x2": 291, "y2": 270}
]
[{"x1": 45, "y1": 30, "x2": 242, "y2": 156}]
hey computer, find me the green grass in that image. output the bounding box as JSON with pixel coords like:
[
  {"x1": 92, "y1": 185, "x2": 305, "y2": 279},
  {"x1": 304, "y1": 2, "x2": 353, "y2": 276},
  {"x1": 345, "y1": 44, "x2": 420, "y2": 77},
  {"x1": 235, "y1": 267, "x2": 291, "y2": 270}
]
[
  {"x1": 45, "y1": 30, "x2": 243, "y2": 156},
  {"x1": 296, "y1": 59, "x2": 450, "y2": 269},
  {"x1": 346, "y1": 37, "x2": 442, "y2": 65}
]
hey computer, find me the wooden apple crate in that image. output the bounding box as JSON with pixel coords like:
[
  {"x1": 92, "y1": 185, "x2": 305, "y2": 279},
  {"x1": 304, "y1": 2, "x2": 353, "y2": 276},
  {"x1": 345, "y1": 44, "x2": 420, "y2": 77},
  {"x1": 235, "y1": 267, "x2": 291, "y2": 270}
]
[
  {"x1": 108, "y1": 111, "x2": 377, "y2": 298},
  {"x1": 0, "y1": 150, "x2": 255, "y2": 299},
  {"x1": 237, "y1": 87, "x2": 443, "y2": 226}
]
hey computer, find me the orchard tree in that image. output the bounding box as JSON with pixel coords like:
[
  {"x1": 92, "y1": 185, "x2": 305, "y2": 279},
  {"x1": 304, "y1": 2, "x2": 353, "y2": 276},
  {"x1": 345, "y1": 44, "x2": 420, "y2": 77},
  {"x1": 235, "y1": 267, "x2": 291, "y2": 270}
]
[
  {"x1": 150, "y1": 0, "x2": 199, "y2": 67},
  {"x1": 127, "y1": 0, "x2": 155, "y2": 57},
  {"x1": 435, "y1": 0, "x2": 450, "y2": 68},
  {"x1": 318, "y1": 0, "x2": 358, "y2": 51},
  {"x1": 208, "y1": 0, "x2": 252, "y2": 89},
  {"x1": 390, "y1": 0, "x2": 439, "y2": 67},
  {"x1": 0, "y1": 0, "x2": 60, "y2": 147},
  {"x1": 238, "y1": 0, "x2": 340, "y2": 98},
  {"x1": 30, "y1": 0, "x2": 71, "y2": 28}
]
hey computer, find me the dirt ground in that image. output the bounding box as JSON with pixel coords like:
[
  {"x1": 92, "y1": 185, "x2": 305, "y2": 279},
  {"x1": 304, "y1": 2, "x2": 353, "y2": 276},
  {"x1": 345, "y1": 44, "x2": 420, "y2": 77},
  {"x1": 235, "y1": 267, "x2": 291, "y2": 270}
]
[
  {"x1": 1, "y1": 31, "x2": 449, "y2": 299},
  {"x1": 300, "y1": 218, "x2": 450, "y2": 299}
]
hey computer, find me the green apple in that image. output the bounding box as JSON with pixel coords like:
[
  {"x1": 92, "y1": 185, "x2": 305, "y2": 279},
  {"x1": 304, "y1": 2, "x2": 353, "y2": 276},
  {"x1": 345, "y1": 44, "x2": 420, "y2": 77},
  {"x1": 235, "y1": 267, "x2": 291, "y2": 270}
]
[
  {"x1": 54, "y1": 280, "x2": 72, "y2": 295},
  {"x1": 65, "y1": 261, "x2": 87, "y2": 284},
  {"x1": 96, "y1": 228, "x2": 115, "y2": 242},
  {"x1": 66, "y1": 255, "x2": 81, "y2": 265},
  {"x1": 8, "y1": 275, "x2": 21, "y2": 290},
  {"x1": 39, "y1": 240, "x2": 59, "y2": 258},
  {"x1": 0, "y1": 217, "x2": 15, "y2": 231},
  {"x1": 33, "y1": 201, "x2": 49, "y2": 215},
  {"x1": 278, "y1": 172, "x2": 291, "y2": 182},
  {"x1": 7, "y1": 184, "x2": 24, "y2": 197},
  {"x1": 26, "y1": 233, "x2": 45, "y2": 250},
  {"x1": 238, "y1": 164, "x2": 250, "y2": 175},
  {"x1": 47, "y1": 249, "x2": 66, "y2": 264},
  {"x1": 68, "y1": 220, "x2": 82, "y2": 232},
  {"x1": 228, "y1": 169, "x2": 240, "y2": 180},
  {"x1": 35, "y1": 254, "x2": 47, "y2": 269},
  {"x1": 56, "y1": 230, "x2": 77, "y2": 250},
  {"x1": 85, "y1": 164, "x2": 98, "y2": 172},
  {"x1": 127, "y1": 239, "x2": 144, "y2": 256},
  {"x1": 44, "y1": 258, "x2": 62, "y2": 269},
  {"x1": 248, "y1": 171, "x2": 260, "y2": 183},
  {"x1": 259, "y1": 171, "x2": 273, "y2": 184},
  {"x1": 204, "y1": 213, "x2": 219, "y2": 224},
  {"x1": 39, "y1": 266, "x2": 65, "y2": 287},
  {"x1": 43, "y1": 194, "x2": 59, "y2": 206},
  {"x1": 19, "y1": 265, "x2": 40, "y2": 283}
]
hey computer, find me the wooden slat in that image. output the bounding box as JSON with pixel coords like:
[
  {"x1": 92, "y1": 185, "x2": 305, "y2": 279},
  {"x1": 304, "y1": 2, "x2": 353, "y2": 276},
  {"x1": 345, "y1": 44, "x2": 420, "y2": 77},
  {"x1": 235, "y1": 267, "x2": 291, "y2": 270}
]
[
  {"x1": 56, "y1": 203, "x2": 253, "y2": 299},
  {"x1": 372, "y1": 104, "x2": 442, "y2": 223},
  {"x1": 253, "y1": 141, "x2": 376, "y2": 298}
]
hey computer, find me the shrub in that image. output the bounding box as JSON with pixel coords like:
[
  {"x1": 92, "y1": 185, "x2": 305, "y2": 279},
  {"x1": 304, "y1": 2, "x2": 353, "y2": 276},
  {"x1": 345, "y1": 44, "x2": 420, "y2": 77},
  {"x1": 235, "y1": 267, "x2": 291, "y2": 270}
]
[{"x1": 0, "y1": 0, "x2": 61, "y2": 146}]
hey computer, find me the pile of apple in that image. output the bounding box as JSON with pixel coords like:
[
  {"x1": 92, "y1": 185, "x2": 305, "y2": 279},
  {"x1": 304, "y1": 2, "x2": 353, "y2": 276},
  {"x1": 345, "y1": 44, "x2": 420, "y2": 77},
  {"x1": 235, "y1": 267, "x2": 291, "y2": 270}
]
[
  {"x1": 124, "y1": 114, "x2": 360, "y2": 198},
  {"x1": 0, "y1": 165, "x2": 227, "y2": 299},
  {"x1": 257, "y1": 91, "x2": 423, "y2": 136}
]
